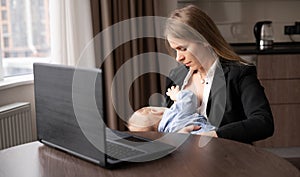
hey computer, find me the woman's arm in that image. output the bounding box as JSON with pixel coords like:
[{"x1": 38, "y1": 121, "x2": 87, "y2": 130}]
[{"x1": 216, "y1": 65, "x2": 274, "y2": 143}]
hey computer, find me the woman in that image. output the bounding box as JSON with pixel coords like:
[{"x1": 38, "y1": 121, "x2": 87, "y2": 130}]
[{"x1": 164, "y1": 5, "x2": 274, "y2": 144}]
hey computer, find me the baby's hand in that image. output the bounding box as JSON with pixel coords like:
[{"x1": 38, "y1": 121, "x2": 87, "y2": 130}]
[{"x1": 166, "y1": 85, "x2": 180, "y2": 101}]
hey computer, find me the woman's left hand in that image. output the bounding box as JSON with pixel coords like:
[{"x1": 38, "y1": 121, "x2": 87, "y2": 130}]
[
  {"x1": 178, "y1": 125, "x2": 201, "y2": 133},
  {"x1": 178, "y1": 125, "x2": 218, "y2": 138},
  {"x1": 198, "y1": 131, "x2": 218, "y2": 137}
]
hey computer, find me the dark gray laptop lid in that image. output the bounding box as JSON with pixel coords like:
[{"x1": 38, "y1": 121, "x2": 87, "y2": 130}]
[{"x1": 34, "y1": 63, "x2": 107, "y2": 166}]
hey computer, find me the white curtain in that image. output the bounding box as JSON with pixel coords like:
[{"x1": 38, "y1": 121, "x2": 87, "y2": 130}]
[{"x1": 49, "y1": 0, "x2": 95, "y2": 67}]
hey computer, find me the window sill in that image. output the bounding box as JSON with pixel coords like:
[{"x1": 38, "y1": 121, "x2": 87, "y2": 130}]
[{"x1": 0, "y1": 74, "x2": 34, "y2": 91}]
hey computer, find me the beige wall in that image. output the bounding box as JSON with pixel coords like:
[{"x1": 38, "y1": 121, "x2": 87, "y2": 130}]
[
  {"x1": 0, "y1": 83, "x2": 36, "y2": 139},
  {"x1": 178, "y1": 0, "x2": 300, "y2": 43}
]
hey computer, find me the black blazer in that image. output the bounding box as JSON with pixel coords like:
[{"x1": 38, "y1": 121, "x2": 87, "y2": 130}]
[{"x1": 165, "y1": 59, "x2": 274, "y2": 144}]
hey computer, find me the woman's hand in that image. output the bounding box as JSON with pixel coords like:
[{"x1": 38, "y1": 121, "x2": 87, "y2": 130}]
[
  {"x1": 198, "y1": 131, "x2": 218, "y2": 137},
  {"x1": 178, "y1": 125, "x2": 218, "y2": 137},
  {"x1": 178, "y1": 125, "x2": 201, "y2": 133}
]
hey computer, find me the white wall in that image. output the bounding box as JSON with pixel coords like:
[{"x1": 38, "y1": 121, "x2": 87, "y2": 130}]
[
  {"x1": 0, "y1": 83, "x2": 36, "y2": 139},
  {"x1": 178, "y1": 0, "x2": 300, "y2": 43}
]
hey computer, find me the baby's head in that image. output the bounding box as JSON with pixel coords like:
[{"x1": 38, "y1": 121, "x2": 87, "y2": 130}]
[{"x1": 127, "y1": 106, "x2": 167, "y2": 132}]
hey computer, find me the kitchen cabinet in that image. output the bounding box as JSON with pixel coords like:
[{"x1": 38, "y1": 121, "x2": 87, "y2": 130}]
[{"x1": 254, "y1": 54, "x2": 300, "y2": 148}]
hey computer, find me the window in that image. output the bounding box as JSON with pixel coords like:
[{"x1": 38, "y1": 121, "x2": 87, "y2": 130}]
[
  {"x1": 3, "y1": 36, "x2": 9, "y2": 47},
  {"x1": 2, "y1": 24, "x2": 8, "y2": 34},
  {"x1": 0, "y1": 0, "x2": 50, "y2": 78},
  {"x1": 1, "y1": 0, "x2": 6, "y2": 7},
  {"x1": 1, "y1": 10, "x2": 7, "y2": 20}
]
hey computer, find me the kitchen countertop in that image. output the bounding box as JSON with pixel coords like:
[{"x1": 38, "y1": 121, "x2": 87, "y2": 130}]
[{"x1": 230, "y1": 42, "x2": 300, "y2": 55}]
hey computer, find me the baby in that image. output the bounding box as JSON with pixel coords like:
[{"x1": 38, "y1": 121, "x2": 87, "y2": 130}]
[
  {"x1": 127, "y1": 86, "x2": 216, "y2": 134},
  {"x1": 127, "y1": 106, "x2": 167, "y2": 131}
]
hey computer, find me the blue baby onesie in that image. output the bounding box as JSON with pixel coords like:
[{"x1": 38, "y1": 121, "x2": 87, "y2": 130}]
[{"x1": 158, "y1": 90, "x2": 215, "y2": 133}]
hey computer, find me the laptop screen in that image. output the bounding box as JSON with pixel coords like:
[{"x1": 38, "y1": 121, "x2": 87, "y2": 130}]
[{"x1": 34, "y1": 63, "x2": 107, "y2": 166}]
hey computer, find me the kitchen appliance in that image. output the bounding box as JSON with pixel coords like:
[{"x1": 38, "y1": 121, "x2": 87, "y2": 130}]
[{"x1": 254, "y1": 21, "x2": 274, "y2": 50}]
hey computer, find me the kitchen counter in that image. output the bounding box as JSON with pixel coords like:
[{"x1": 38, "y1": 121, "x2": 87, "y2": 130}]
[{"x1": 231, "y1": 42, "x2": 300, "y2": 55}]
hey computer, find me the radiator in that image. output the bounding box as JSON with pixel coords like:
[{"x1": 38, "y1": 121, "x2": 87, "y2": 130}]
[{"x1": 0, "y1": 102, "x2": 33, "y2": 150}]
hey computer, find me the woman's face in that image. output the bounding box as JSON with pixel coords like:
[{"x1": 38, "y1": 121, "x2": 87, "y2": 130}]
[{"x1": 167, "y1": 37, "x2": 211, "y2": 71}]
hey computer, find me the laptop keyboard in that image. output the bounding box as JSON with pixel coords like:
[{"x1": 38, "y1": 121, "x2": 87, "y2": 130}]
[{"x1": 106, "y1": 141, "x2": 145, "y2": 161}]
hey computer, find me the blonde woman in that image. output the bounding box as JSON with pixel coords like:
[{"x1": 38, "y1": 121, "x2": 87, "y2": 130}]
[{"x1": 164, "y1": 5, "x2": 274, "y2": 144}]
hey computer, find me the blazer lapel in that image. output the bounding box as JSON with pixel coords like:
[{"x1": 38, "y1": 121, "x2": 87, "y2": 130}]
[{"x1": 206, "y1": 59, "x2": 229, "y2": 126}]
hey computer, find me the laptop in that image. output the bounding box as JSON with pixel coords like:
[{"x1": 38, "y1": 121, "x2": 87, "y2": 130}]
[{"x1": 33, "y1": 63, "x2": 175, "y2": 168}]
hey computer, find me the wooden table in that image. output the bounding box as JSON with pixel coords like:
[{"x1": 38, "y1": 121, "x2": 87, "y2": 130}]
[{"x1": 0, "y1": 132, "x2": 299, "y2": 177}]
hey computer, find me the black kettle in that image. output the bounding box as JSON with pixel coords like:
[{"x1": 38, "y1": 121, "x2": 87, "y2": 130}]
[{"x1": 253, "y1": 21, "x2": 274, "y2": 50}]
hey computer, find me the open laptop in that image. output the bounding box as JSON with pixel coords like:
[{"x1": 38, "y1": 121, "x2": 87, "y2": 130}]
[{"x1": 33, "y1": 63, "x2": 175, "y2": 168}]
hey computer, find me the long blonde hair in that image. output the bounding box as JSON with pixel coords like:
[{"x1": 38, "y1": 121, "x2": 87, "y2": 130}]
[{"x1": 165, "y1": 5, "x2": 243, "y2": 62}]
